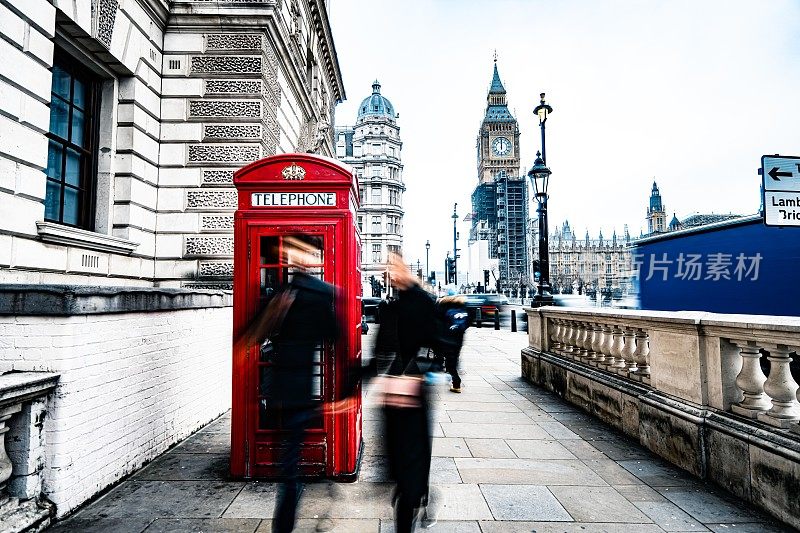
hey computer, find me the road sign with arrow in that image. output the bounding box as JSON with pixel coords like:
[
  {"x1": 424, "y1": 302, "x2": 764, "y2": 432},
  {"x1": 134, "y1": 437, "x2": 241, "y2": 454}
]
[{"x1": 761, "y1": 154, "x2": 800, "y2": 227}]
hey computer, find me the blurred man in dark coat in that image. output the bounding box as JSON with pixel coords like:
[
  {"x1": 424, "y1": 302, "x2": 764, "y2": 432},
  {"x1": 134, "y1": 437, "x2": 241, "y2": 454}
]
[{"x1": 269, "y1": 235, "x2": 337, "y2": 533}]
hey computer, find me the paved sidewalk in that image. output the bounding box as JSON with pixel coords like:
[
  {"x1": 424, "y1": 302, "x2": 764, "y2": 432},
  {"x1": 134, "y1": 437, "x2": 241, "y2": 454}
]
[{"x1": 49, "y1": 328, "x2": 791, "y2": 532}]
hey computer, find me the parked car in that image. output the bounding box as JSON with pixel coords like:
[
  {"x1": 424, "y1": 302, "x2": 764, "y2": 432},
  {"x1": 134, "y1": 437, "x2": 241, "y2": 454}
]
[{"x1": 361, "y1": 297, "x2": 382, "y2": 323}]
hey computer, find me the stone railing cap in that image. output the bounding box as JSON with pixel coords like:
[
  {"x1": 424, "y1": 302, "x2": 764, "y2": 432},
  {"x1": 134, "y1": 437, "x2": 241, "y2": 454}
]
[{"x1": 0, "y1": 371, "x2": 60, "y2": 407}]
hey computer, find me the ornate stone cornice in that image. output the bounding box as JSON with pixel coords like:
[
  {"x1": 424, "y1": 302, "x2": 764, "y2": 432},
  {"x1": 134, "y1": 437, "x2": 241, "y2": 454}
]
[{"x1": 308, "y1": 0, "x2": 345, "y2": 103}]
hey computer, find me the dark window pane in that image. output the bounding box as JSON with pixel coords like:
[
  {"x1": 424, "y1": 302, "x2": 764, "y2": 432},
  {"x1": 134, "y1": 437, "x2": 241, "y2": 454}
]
[
  {"x1": 62, "y1": 187, "x2": 80, "y2": 225},
  {"x1": 44, "y1": 182, "x2": 62, "y2": 221},
  {"x1": 49, "y1": 98, "x2": 69, "y2": 139},
  {"x1": 260, "y1": 236, "x2": 279, "y2": 264},
  {"x1": 71, "y1": 108, "x2": 85, "y2": 146},
  {"x1": 46, "y1": 140, "x2": 63, "y2": 180},
  {"x1": 65, "y1": 148, "x2": 81, "y2": 186},
  {"x1": 51, "y1": 66, "x2": 70, "y2": 99},
  {"x1": 73, "y1": 77, "x2": 86, "y2": 109}
]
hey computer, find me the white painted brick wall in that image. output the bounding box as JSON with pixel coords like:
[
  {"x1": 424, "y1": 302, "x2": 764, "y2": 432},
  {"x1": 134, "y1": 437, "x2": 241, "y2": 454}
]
[{"x1": 0, "y1": 306, "x2": 232, "y2": 517}]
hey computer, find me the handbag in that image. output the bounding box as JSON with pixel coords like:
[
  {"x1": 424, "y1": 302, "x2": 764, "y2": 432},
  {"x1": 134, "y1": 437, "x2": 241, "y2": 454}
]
[{"x1": 377, "y1": 374, "x2": 423, "y2": 408}]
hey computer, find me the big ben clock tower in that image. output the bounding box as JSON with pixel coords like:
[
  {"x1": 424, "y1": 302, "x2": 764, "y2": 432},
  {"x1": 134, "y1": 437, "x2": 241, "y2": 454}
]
[
  {"x1": 469, "y1": 58, "x2": 528, "y2": 295},
  {"x1": 477, "y1": 59, "x2": 521, "y2": 184}
]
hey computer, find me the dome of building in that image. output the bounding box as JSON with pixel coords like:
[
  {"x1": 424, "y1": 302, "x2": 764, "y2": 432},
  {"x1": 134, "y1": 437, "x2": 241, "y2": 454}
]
[{"x1": 357, "y1": 80, "x2": 395, "y2": 119}]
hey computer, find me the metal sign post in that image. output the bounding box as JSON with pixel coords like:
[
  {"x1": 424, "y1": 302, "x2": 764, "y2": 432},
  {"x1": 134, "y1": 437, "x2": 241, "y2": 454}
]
[{"x1": 761, "y1": 155, "x2": 800, "y2": 227}]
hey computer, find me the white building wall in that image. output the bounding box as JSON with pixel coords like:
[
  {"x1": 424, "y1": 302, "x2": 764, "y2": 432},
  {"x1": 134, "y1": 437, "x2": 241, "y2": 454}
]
[{"x1": 0, "y1": 304, "x2": 232, "y2": 517}]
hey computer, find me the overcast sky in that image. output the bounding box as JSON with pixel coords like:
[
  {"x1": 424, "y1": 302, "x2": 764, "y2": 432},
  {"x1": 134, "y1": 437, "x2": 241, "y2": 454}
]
[{"x1": 329, "y1": 0, "x2": 800, "y2": 270}]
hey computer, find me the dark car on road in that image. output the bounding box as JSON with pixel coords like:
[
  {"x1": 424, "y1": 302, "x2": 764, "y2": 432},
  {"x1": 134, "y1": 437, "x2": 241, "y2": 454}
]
[
  {"x1": 361, "y1": 297, "x2": 382, "y2": 323},
  {"x1": 461, "y1": 294, "x2": 508, "y2": 323}
]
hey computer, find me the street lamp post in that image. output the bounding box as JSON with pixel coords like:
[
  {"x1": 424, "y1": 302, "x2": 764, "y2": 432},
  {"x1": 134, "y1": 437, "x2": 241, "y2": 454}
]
[
  {"x1": 425, "y1": 240, "x2": 430, "y2": 281},
  {"x1": 452, "y1": 203, "x2": 458, "y2": 286},
  {"x1": 528, "y1": 93, "x2": 554, "y2": 305}
]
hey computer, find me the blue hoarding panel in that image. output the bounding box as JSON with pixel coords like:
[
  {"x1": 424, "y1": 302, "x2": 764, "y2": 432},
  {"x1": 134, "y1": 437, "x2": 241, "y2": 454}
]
[{"x1": 634, "y1": 220, "x2": 800, "y2": 316}]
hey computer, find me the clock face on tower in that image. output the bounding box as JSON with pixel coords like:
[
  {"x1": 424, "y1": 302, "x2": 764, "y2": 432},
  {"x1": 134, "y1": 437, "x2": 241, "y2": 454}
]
[{"x1": 492, "y1": 137, "x2": 511, "y2": 157}]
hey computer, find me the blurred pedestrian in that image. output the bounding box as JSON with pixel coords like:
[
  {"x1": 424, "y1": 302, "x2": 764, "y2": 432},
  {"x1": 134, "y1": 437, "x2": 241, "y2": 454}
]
[
  {"x1": 245, "y1": 235, "x2": 338, "y2": 533},
  {"x1": 434, "y1": 287, "x2": 470, "y2": 393},
  {"x1": 378, "y1": 253, "x2": 437, "y2": 533}
]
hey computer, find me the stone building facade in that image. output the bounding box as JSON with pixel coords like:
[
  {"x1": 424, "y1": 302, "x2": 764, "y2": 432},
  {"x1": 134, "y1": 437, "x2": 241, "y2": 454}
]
[
  {"x1": 0, "y1": 0, "x2": 344, "y2": 520},
  {"x1": 0, "y1": 0, "x2": 344, "y2": 290},
  {"x1": 335, "y1": 81, "x2": 404, "y2": 297},
  {"x1": 468, "y1": 60, "x2": 528, "y2": 294},
  {"x1": 549, "y1": 221, "x2": 633, "y2": 296}
]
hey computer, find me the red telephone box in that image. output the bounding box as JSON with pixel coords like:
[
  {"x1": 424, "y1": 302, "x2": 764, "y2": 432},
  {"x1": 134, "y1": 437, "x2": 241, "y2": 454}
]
[{"x1": 230, "y1": 153, "x2": 363, "y2": 479}]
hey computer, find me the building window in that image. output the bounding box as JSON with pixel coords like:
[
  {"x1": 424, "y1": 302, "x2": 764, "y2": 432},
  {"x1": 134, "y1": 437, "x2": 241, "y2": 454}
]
[
  {"x1": 45, "y1": 52, "x2": 100, "y2": 228},
  {"x1": 372, "y1": 243, "x2": 382, "y2": 263},
  {"x1": 387, "y1": 216, "x2": 399, "y2": 234},
  {"x1": 371, "y1": 186, "x2": 381, "y2": 204},
  {"x1": 359, "y1": 187, "x2": 365, "y2": 203},
  {"x1": 357, "y1": 216, "x2": 363, "y2": 232},
  {"x1": 606, "y1": 264, "x2": 612, "y2": 274},
  {"x1": 371, "y1": 216, "x2": 381, "y2": 233},
  {"x1": 389, "y1": 188, "x2": 399, "y2": 205}
]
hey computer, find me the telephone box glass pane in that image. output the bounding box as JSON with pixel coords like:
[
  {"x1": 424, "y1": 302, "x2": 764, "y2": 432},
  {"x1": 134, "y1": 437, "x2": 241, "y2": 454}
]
[{"x1": 257, "y1": 232, "x2": 327, "y2": 431}]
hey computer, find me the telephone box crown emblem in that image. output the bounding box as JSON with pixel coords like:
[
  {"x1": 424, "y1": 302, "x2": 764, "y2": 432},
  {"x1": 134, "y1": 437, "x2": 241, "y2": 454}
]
[{"x1": 282, "y1": 163, "x2": 306, "y2": 180}]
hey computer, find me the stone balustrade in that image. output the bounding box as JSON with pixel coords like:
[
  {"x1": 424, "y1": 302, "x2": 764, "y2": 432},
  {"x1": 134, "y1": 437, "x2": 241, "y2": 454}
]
[
  {"x1": 523, "y1": 306, "x2": 800, "y2": 529},
  {"x1": 0, "y1": 371, "x2": 59, "y2": 532}
]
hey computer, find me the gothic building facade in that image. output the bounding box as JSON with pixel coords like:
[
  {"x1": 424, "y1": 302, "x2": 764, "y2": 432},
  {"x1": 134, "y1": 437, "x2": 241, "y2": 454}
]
[
  {"x1": 646, "y1": 180, "x2": 741, "y2": 237},
  {"x1": 468, "y1": 60, "x2": 528, "y2": 293},
  {"x1": 335, "y1": 81, "x2": 404, "y2": 297},
  {"x1": 549, "y1": 221, "x2": 633, "y2": 296}
]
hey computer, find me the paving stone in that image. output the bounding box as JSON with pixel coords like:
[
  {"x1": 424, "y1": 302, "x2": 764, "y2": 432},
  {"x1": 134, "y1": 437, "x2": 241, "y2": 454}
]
[
  {"x1": 200, "y1": 416, "x2": 232, "y2": 435},
  {"x1": 480, "y1": 484, "x2": 572, "y2": 521},
  {"x1": 549, "y1": 486, "x2": 651, "y2": 523},
  {"x1": 80, "y1": 481, "x2": 244, "y2": 519},
  {"x1": 619, "y1": 459, "x2": 699, "y2": 487},
  {"x1": 296, "y1": 481, "x2": 395, "y2": 520},
  {"x1": 432, "y1": 437, "x2": 471, "y2": 457},
  {"x1": 258, "y1": 518, "x2": 380, "y2": 532},
  {"x1": 634, "y1": 501, "x2": 710, "y2": 531},
  {"x1": 144, "y1": 518, "x2": 261, "y2": 532},
  {"x1": 441, "y1": 422, "x2": 550, "y2": 439},
  {"x1": 429, "y1": 456, "x2": 462, "y2": 483},
  {"x1": 427, "y1": 483, "x2": 493, "y2": 520},
  {"x1": 706, "y1": 522, "x2": 796, "y2": 532},
  {"x1": 537, "y1": 421, "x2": 582, "y2": 440},
  {"x1": 358, "y1": 454, "x2": 390, "y2": 482},
  {"x1": 48, "y1": 518, "x2": 152, "y2": 533},
  {"x1": 505, "y1": 439, "x2": 576, "y2": 460},
  {"x1": 478, "y1": 522, "x2": 665, "y2": 532},
  {"x1": 582, "y1": 458, "x2": 645, "y2": 485},
  {"x1": 464, "y1": 438, "x2": 516, "y2": 458},
  {"x1": 657, "y1": 487, "x2": 771, "y2": 524},
  {"x1": 222, "y1": 482, "x2": 278, "y2": 518},
  {"x1": 173, "y1": 431, "x2": 230, "y2": 454},
  {"x1": 590, "y1": 437, "x2": 654, "y2": 460},
  {"x1": 455, "y1": 458, "x2": 607, "y2": 485},
  {"x1": 447, "y1": 410, "x2": 535, "y2": 425},
  {"x1": 560, "y1": 439, "x2": 608, "y2": 460},
  {"x1": 132, "y1": 453, "x2": 230, "y2": 481},
  {"x1": 615, "y1": 484, "x2": 669, "y2": 502},
  {"x1": 438, "y1": 401, "x2": 522, "y2": 413},
  {"x1": 379, "y1": 519, "x2": 481, "y2": 532}
]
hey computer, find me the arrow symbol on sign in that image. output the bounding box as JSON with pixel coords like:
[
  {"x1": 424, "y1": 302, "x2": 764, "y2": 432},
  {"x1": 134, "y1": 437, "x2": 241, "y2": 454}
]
[{"x1": 768, "y1": 167, "x2": 792, "y2": 181}]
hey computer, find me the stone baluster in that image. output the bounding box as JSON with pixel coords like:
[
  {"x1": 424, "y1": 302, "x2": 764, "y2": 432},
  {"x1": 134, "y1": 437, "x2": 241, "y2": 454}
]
[
  {"x1": 563, "y1": 321, "x2": 578, "y2": 357},
  {"x1": 608, "y1": 326, "x2": 627, "y2": 370},
  {"x1": 557, "y1": 319, "x2": 568, "y2": 354},
  {"x1": 0, "y1": 404, "x2": 22, "y2": 499},
  {"x1": 620, "y1": 327, "x2": 637, "y2": 375},
  {"x1": 549, "y1": 319, "x2": 562, "y2": 353},
  {"x1": 757, "y1": 344, "x2": 800, "y2": 428},
  {"x1": 585, "y1": 323, "x2": 600, "y2": 363},
  {"x1": 631, "y1": 329, "x2": 651, "y2": 379},
  {"x1": 576, "y1": 322, "x2": 590, "y2": 359},
  {"x1": 794, "y1": 346, "x2": 800, "y2": 436},
  {"x1": 597, "y1": 324, "x2": 613, "y2": 365},
  {"x1": 730, "y1": 339, "x2": 771, "y2": 418}
]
